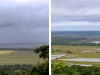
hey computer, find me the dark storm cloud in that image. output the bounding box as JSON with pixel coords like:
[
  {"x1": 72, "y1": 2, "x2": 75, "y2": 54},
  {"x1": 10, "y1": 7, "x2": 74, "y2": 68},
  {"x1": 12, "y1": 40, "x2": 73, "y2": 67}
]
[
  {"x1": 0, "y1": 0, "x2": 49, "y2": 44},
  {"x1": 0, "y1": 1, "x2": 48, "y2": 28}
]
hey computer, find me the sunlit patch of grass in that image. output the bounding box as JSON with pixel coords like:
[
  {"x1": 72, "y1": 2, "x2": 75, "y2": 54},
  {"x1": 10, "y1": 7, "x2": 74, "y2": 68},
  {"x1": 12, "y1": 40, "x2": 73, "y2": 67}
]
[{"x1": 0, "y1": 50, "x2": 12, "y2": 55}]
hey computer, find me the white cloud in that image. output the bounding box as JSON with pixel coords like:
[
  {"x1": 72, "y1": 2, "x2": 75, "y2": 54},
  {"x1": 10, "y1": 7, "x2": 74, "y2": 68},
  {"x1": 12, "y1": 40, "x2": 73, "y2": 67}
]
[{"x1": 52, "y1": 21, "x2": 100, "y2": 26}]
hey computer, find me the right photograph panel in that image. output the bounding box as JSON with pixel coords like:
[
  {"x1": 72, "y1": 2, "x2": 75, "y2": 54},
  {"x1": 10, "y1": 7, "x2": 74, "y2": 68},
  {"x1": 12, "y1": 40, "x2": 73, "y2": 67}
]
[{"x1": 51, "y1": 0, "x2": 100, "y2": 75}]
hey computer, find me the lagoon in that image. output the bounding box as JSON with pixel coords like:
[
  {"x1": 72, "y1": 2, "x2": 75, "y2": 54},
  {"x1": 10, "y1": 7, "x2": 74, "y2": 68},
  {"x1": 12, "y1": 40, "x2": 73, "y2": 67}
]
[{"x1": 60, "y1": 58, "x2": 100, "y2": 62}]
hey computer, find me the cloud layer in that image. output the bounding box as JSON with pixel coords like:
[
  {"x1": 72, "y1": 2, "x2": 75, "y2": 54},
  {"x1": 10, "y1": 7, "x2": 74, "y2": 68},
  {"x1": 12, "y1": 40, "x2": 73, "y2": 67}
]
[
  {"x1": 52, "y1": 0, "x2": 100, "y2": 30},
  {"x1": 52, "y1": 0, "x2": 100, "y2": 17},
  {"x1": 0, "y1": 0, "x2": 49, "y2": 44},
  {"x1": 52, "y1": 21, "x2": 100, "y2": 26}
]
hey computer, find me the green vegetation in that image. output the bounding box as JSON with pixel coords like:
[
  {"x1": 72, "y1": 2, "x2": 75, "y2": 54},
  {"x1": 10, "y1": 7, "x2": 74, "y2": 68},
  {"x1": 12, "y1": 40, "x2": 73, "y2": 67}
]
[
  {"x1": 34, "y1": 45, "x2": 49, "y2": 60},
  {"x1": 31, "y1": 45, "x2": 49, "y2": 75},
  {"x1": 0, "y1": 64, "x2": 32, "y2": 75},
  {"x1": 52, "y1": 31, "x2": 100, "y2": 46},
  {"x1": 0, "y1": 45, "x2": 49, "y2": 75},
  {"x1": 52, "y1": 31, "x2": 100, "y2": 75},
  {"x1": 52, "y1": 37, "x2": 88, "y2": 45},
  {"x1": 52, "y1": 45, "x2": 100, "y2": 66},
  {"x1": 0, "y1": 50, "x2": 43, "y2": 65},
  {"x1": 52, "y1": 62, "x2": 100, "y2": 75}
]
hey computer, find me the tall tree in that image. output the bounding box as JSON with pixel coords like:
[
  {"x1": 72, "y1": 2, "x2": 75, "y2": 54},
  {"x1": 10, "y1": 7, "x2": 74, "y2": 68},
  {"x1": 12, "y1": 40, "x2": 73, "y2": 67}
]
[
  {"x1": 30, "y1": 45, "x2": 49, "y2": 75},
  {"x1": 34, "y1": 45, "x2": 49, "y2": 60}
]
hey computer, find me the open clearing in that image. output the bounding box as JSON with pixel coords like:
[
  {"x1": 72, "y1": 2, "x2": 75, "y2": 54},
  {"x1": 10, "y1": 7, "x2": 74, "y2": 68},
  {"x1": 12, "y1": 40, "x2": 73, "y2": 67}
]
[
  {"x1": 0, "y1": 50, "x2": 43, "y2": 65},
  {"x1": 52, "y1": 45, "x2": 100, "y2": 66}
]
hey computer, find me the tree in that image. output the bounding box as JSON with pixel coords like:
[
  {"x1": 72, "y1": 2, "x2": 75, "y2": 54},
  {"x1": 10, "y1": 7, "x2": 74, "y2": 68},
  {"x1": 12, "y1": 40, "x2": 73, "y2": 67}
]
[
  {"x1": 30, "y1": 45, "x2": 49, "y2": 75},
  {"x1": 34, "y1": 45, "x2": 49, "y2": 60}
]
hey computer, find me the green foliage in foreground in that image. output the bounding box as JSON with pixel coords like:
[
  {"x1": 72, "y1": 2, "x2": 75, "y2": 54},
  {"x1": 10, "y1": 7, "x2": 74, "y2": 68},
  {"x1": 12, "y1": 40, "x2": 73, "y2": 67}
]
[
  {"x1": 52, "y1": 62, "x2": 100, "y2": 75},
  {"x1": 31, "y1": 45, "x2": 49, "y2": 75},
  {"x1": 0, "y1": 45, "x2": 49, "y2": 75},
  {"x1": 0, "y1": 64, "x2": 32, "y2": 75},
  {"x1": 30, "y1": 60, "x2": 49, "y2": 75}
]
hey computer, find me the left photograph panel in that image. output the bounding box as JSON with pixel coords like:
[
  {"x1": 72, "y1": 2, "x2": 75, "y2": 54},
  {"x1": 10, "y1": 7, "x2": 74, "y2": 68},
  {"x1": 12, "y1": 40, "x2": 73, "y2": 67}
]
[{"x1": 0, "y1": 0, "x2": 49, "y2": 74}]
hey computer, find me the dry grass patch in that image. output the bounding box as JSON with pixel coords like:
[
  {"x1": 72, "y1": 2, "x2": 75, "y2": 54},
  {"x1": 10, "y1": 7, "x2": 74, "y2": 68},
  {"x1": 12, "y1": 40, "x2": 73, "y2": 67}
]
[{"x1": 0, "y1": 50, "x2": 12, "y2": 55}]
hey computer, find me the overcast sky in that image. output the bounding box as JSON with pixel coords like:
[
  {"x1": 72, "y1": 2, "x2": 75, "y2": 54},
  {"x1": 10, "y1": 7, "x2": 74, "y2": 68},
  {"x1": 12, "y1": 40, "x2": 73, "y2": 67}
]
[
  {"x1": 0, "y1": 0, "x2": 49, "y2": 44},
  {"x1": 51, "y1": 0, "x2": 100, "y2": 31}
]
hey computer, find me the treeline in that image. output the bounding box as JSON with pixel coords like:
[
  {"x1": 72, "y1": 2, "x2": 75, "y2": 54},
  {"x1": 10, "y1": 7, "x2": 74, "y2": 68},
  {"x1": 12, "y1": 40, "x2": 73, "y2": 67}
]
[
  {"x1": 52, "y1": 37, "x2": 87, "y2": 42},
  {"x1": 0, "y1": 64, "x2": 32, "y2": 75},
  {"x1": 52, "y1": 37, "x2": 87, "y2": 45},
  {"x1": 52, "y1": 62, "x2": 100, "y2": 75},
  {"x1": 52, "y1": 31, "x2": 100, "y2": 46},
  {"x1": 52, "y1": 37, "x2": 100, "y2": 46},
  {"x1": 0, "y1": 61, "x2": 49, "y2": 75},
  {"x1": 52, "y1": 42, "x2": 100, "y2": 46}
]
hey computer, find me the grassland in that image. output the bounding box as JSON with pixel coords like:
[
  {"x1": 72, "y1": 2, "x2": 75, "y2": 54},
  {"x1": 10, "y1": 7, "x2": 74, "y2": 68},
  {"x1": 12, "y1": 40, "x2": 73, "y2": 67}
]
[
  {"x1": 52, "y1": 45, "x2": 100, "y2": 66},
  {"x1": 0, "y1": 50, "x2": 12, "y2": 54},
  {"x1": 0, "y1": 50, "x2": 43, "y2": 65}
]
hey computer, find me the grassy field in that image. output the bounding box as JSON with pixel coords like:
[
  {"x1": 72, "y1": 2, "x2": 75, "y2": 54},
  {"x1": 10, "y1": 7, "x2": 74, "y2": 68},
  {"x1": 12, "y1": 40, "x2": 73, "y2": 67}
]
[
  {"x1": 0, "y1": 50, "x2": 12, "y2": 54},
  {"x1": 52, "y1": 45, "x2": 100, "y2": 66},
  {"x1": 0, "y1": 50, "x2": 43, "y2": 65}
]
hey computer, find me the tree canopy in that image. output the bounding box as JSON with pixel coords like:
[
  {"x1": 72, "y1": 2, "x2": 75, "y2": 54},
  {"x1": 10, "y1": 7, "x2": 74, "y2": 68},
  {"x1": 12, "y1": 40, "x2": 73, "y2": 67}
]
[{"x1": 34, "y1": 45, "x2": 49, "y2": 60}]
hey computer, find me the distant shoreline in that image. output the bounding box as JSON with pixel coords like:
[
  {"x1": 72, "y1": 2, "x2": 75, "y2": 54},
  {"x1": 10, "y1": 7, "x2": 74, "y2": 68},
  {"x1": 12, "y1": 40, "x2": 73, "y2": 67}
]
[{"x1": 0, "y1": 43, "x2": 49, "y2": 50}]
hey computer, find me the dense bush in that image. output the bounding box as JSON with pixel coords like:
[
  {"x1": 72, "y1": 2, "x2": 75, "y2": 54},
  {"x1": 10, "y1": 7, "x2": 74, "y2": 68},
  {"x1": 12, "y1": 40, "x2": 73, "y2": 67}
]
[
  {"x1": 52, "y1": 62, "x2": 100, "y2": 75},
  {"x1": 0, "y1": 65, "x2": 32, "y2": 75}
]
